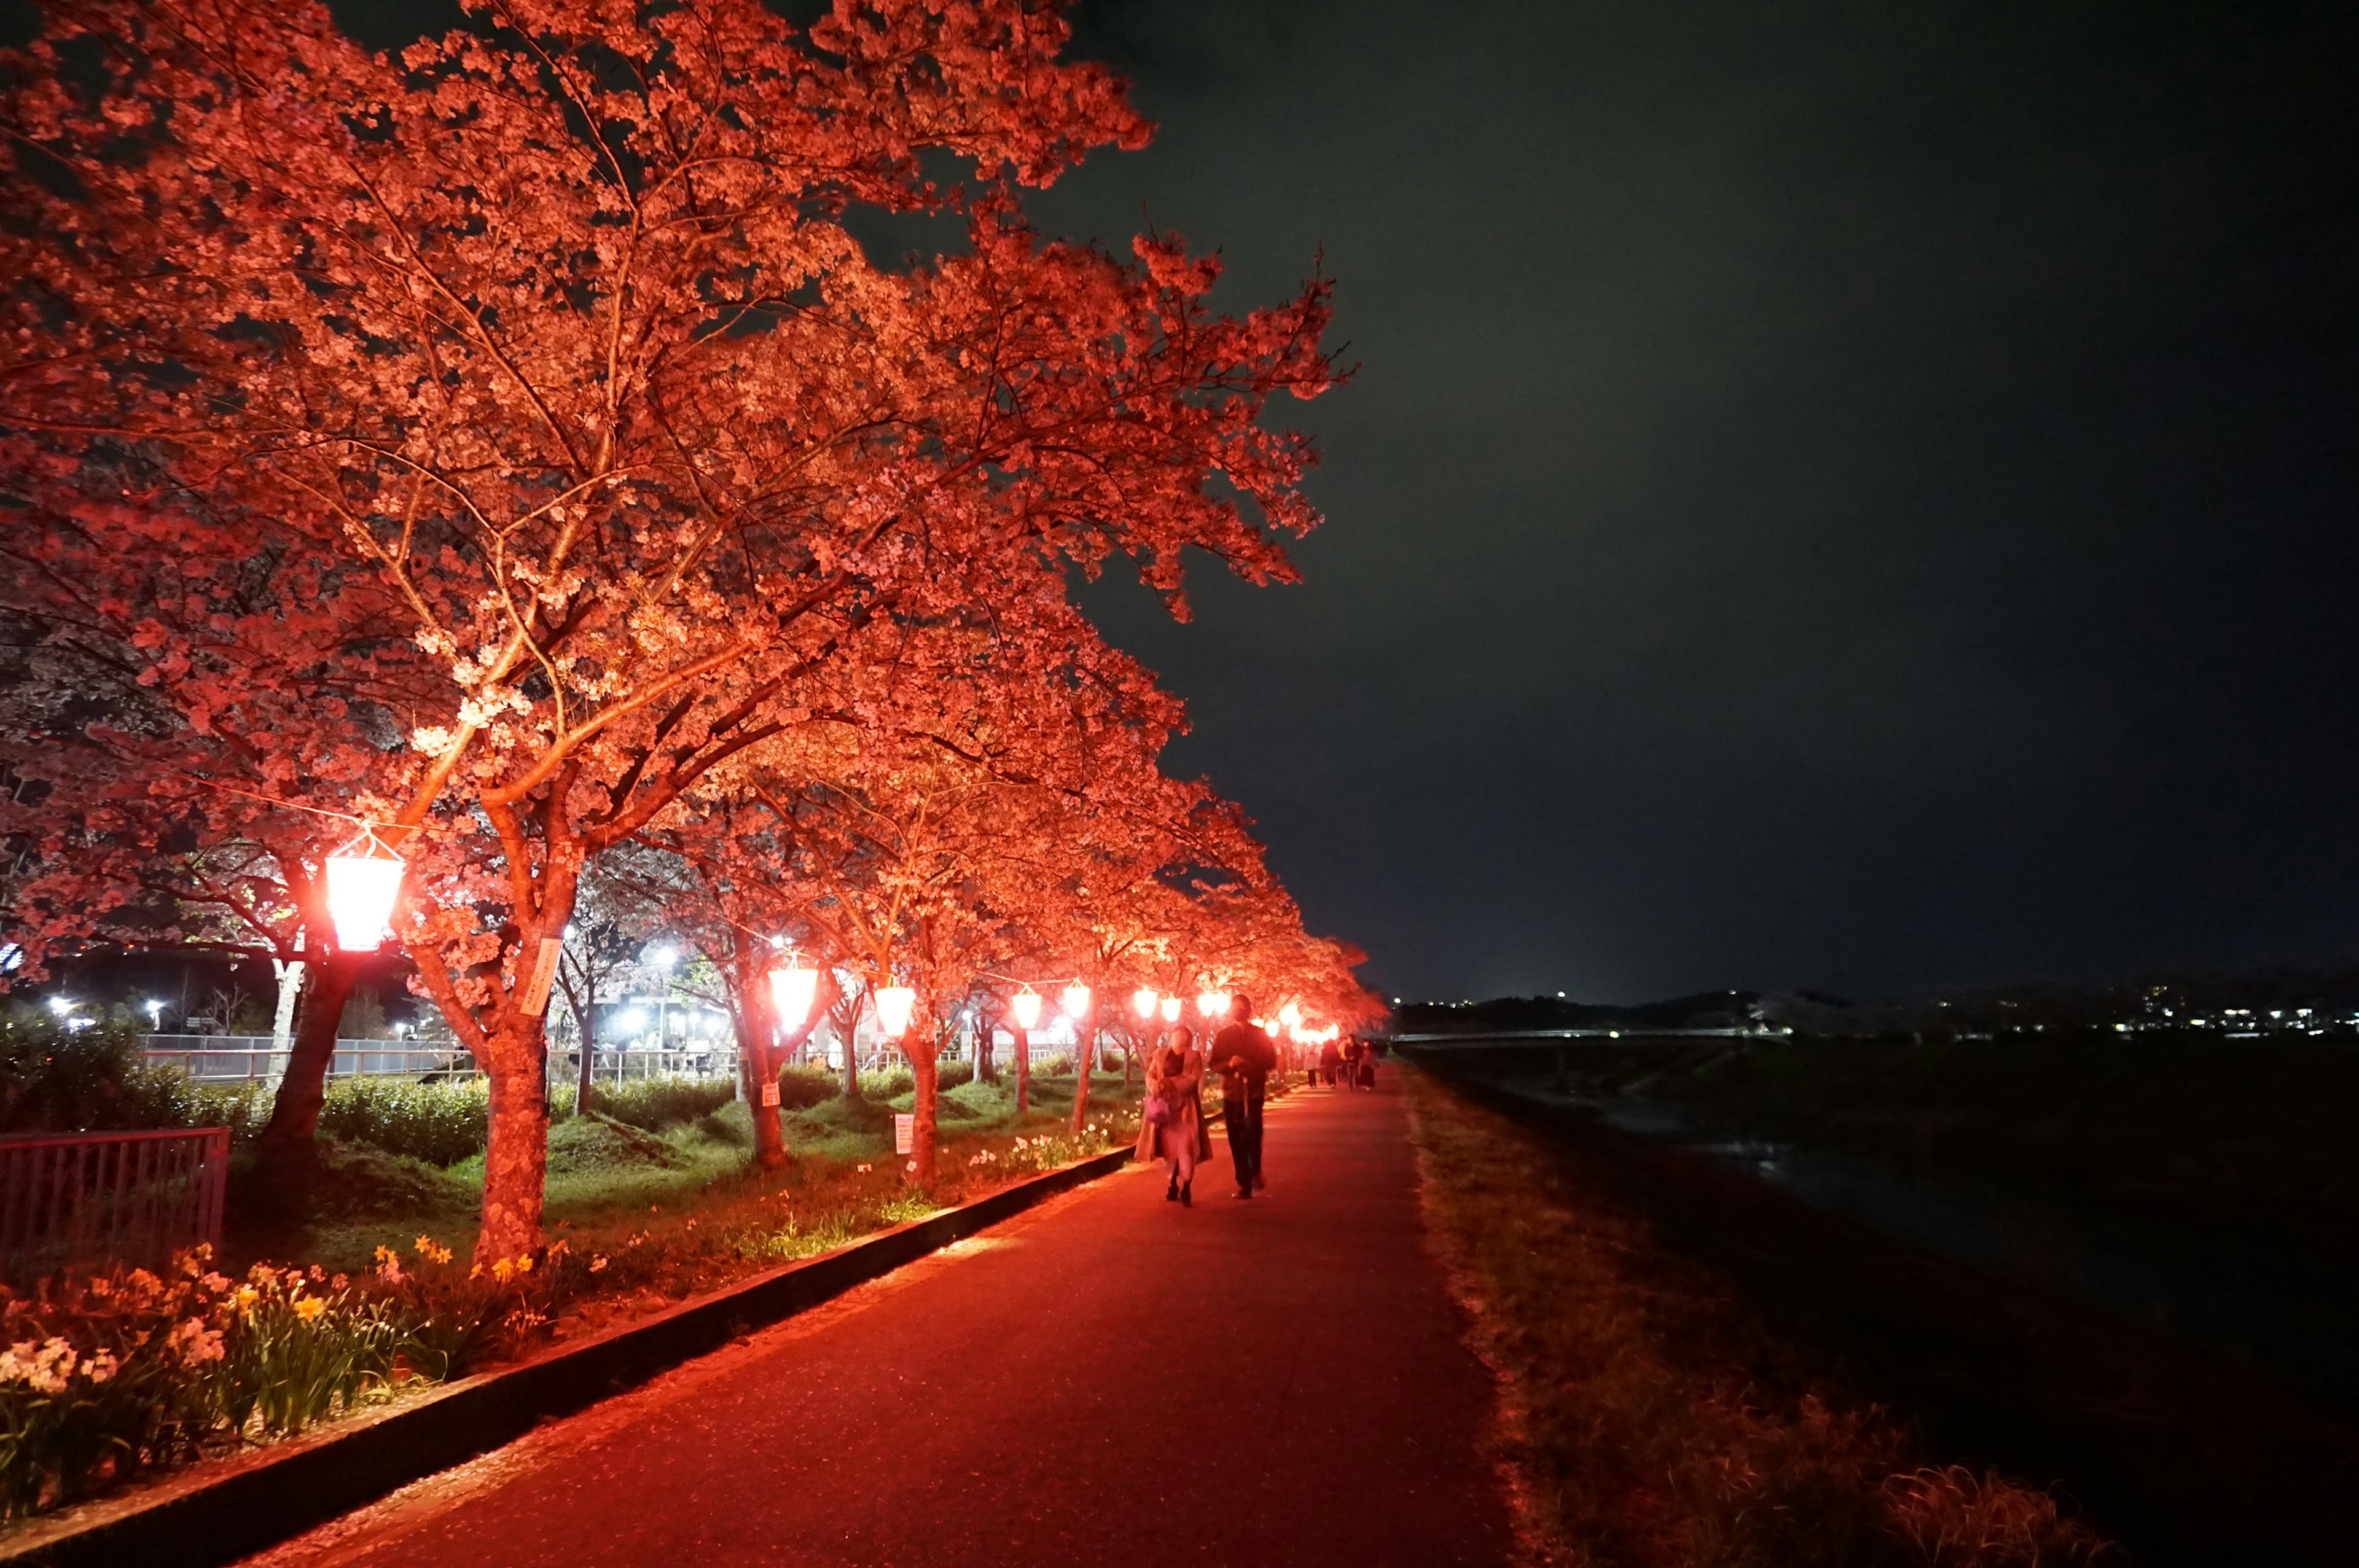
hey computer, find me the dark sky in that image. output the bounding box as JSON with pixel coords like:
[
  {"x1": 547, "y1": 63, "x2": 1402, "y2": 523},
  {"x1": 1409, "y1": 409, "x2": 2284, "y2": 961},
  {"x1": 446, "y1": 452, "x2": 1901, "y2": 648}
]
[
  {"x1": 26, "y1": 0, "x2": 2356, "y2": 1005},
  {"x1": 1030, "y1": 0, "x2": 2359, "y2": 1004}
]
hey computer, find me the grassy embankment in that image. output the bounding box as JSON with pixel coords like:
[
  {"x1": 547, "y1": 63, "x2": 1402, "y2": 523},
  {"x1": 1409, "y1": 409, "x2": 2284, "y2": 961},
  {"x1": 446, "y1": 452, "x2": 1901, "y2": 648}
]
[{"x1": 1402, "y1": 1065, "x2": 2108, "y2": 1568}]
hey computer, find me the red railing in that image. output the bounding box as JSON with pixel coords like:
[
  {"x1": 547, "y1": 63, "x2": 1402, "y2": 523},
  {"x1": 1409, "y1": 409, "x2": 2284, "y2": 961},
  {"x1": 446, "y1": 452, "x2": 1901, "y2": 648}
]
[{"x1": 0, "y1": 1128, "x2": 231, "y2": 1285}]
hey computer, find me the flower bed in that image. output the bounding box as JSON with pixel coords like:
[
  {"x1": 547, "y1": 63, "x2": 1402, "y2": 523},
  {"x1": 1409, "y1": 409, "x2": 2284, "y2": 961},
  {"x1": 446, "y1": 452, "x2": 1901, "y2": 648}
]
[{"x1": 0, "y1": 1238, "x2": 541, "y2": 1521}]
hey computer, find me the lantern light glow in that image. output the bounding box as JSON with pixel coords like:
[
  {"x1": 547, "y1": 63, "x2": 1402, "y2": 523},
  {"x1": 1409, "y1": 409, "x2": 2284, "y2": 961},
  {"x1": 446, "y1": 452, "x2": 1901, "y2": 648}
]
[
  {"x1": 875, "y1": 985, "x2": 917, "y2": 1039},
  {"x1": 1061, "y1": 981, "x2": 1092, "y2": 1020},
  {"x1": 324, "y1": 830, "x2": 405, "y2": 951},
  {"x1": 1279, "y1": 1001, "x2": 1303, "y2": 1028},
  {"x1": 1011, "y1": 988, "x2": 1043, "y2": 1031},
  {"x1": 1197, "y1": 990, "x2": 1229, "y2": 1019},
  {"x1": 1133, "y1": 988, "x2": 1159, "y2": 1020},
  {"x1": 768, "y1": 965, "x2": 820, "y2": 1030},
  {"x1": 1160, "y1": 996, "x2": 1183, "y2": 1023}
]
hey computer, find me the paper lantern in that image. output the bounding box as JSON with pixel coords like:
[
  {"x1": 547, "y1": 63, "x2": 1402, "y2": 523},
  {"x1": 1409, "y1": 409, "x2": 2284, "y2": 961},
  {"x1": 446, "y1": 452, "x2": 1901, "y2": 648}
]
[
  {"x1": 1279, "y1": 1001, "x2": 1303, "y2": 1028},
  {"x1": 324, "y1": 834, "x2": 405, "y2": 951},
  {"x1": 1197, "y1": 990, "x2": 1229, "y2": 1019},
  {"x1": 1062, "y1": 981, "x2": 1092, "y2": 1020},
  {"x1": 768, "y1": 965, "x2": 819, "y2": 1030},
  {"x1": 875, "y1": 985, "x2": 917, "y2": 1039},
  {"x1": 1011, "y1": 988, "x2": 1043, "y2": 1031},
  {"x1": 1133, "y1": 988, "x2": 1160, "y2": 1020},
  {"x1": 1160, "y1": 996, "x2": 1182, "y2": 1023}
]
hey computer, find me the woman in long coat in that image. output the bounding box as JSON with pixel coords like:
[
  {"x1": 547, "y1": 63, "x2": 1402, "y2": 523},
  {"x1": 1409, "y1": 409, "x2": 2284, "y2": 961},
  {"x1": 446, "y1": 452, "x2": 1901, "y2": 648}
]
[{"x1": 1135, "y1": 1024, "x2": 1211, "y2": 1206}]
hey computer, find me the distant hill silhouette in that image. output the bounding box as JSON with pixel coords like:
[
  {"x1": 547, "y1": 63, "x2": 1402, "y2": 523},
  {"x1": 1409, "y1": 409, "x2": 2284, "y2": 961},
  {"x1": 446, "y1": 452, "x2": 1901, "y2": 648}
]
[{"x1": 1390, "y1": 954, "x2": 2359, "y2": 1038}]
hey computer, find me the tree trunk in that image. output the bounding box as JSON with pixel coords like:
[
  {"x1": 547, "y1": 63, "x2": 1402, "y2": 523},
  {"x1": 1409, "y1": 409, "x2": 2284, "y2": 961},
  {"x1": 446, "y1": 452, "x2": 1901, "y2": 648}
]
[
  {"x1": 1070, "y1": 1018, "x2": 1095, "y2": 1133},
  {"x1": 574, "y1": 977, "x2": 597, "y2": 1119},
  {"x1": 1011, "y1": 1022, "x2": 1029, "y2": 1116},
  {"x1": 477, "y1": 1023, "x2": 550, "y2": 1264},
  {"x1": 732, "y1": 949, "x2": 786, "y2": 1170},
  {"x1": 837, "y1": 981, "x2": 864, "y2": 1101},
  {"x1": 976, "y1": 1015, "x2": 996, "y2": 1083},
  {"x1": 253, "y1": 951, "x2": 359, "y2": 1199},
  {"x1": 909, "y1": 1041, "x2": 939, "y2": 1185}
]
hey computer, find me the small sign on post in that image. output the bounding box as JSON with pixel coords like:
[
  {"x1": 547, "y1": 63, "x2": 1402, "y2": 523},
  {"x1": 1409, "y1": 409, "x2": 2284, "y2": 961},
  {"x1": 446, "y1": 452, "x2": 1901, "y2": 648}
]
[
  {"x1": 894, "y1": 1114, "x2": 914, "y2": 1155},
  {"x1": 761, "y1": 1082, "x2": 780, "y2": 1108},
  {"x1": 518, "y1": 937, "x2": 562, "y2": 1018}
]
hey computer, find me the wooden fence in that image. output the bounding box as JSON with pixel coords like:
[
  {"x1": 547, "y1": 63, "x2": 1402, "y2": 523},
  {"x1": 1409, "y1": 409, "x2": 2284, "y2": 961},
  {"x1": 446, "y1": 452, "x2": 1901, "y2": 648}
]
[{"x1": 0, "y1": 1128, "x2": 231, "y2": 1285}]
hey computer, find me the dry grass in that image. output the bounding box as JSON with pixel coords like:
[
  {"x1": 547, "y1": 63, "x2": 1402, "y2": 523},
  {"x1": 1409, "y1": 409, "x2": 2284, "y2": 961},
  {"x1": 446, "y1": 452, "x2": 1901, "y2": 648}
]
[{"x1": 1403, "y1": 1067, "x2": 2110, "y2": 1568}]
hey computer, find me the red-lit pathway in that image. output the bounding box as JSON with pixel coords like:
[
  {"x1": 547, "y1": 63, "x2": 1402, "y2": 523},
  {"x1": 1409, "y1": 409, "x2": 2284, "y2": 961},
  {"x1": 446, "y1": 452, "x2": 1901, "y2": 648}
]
[{"x1": 252, "y1": 1076, "x2": 1515, "y2": 1568}]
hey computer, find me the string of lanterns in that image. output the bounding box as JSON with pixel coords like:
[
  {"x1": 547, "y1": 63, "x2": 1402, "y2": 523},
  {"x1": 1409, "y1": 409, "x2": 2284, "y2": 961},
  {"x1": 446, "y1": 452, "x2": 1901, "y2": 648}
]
[{"x1": 319, "y1": 824, "x2": 1348, "y2": 1051}]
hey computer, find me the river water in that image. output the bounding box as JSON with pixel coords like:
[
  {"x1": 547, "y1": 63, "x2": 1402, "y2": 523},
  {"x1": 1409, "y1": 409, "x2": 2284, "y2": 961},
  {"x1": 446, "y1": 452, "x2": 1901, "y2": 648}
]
[{"x1": 1580, "y1": 1094, "x2": 2359, "y2": 1404}]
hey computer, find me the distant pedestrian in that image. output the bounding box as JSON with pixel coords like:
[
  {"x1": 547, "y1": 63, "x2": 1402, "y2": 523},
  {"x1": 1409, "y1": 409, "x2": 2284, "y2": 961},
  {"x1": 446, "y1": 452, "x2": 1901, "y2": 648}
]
[
  {"x1": 1354, "y1": 1039, "x2": 1377, "y2": 1090},
  {"x1": 1211, "y1": 995, "x2": 1277, "y2": 1198},
  {"x1": 1318, "y1": 1037, "x2": 1343, "y2": 1086},
  {"x1": 1135, "y1": 1027, "x2": 1209, "y2": 1205}
]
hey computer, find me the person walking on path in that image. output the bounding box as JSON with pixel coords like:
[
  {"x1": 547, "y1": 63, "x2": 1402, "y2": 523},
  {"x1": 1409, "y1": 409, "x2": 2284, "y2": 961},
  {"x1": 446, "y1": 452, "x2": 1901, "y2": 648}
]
[
  {"x1": 1211, "y1": 994, "x2": 1278, "y2": 1198},
  {"x1": 1135, "y1": 1026, "x2": 1210, "y2": 1205},
  {"x1": 1318, "y1": 1036, "x2": 1344, "y2": 1086}
]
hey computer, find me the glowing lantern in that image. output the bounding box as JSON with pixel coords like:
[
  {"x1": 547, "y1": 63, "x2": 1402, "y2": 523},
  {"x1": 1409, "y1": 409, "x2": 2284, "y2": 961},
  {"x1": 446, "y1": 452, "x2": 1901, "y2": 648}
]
[
  {"x1": 767, "y1": 965, "x2": 819, "y2": 1030},
  {"x1": 875, "y1": 985, "x2": 917, "y2": 1039},
  {"x1": 1062, "y1": 981, "x2": 1092, "y2": 1020},
  {"x1": 1279, "y1": 1001, "x2": 1304, "y2": 1028},
  {"x1": 1197, "y1": 990, "x2": 1229, "y2": 1019},
  {"x1": 1160, "y1": 996, "x2": 1182, "y2": 1023},
  {"x1": 1133, "y1": 988, "x2": 1160, "y2": 1020},
  {"x1": 325, "y1": 831, "x2": 405, "y2": 951},
  {"x1": 1011, "y1": 988, "x2": 1043, "y2": 1031}
]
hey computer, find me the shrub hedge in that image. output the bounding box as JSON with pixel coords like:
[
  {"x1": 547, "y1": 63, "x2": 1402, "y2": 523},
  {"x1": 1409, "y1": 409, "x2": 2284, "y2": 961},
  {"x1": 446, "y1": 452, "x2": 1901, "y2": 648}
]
[
  {"x1": 317, "y1": 1078, "x2": 490, "y2": 1167},
  {"x1": 775, "y1": 1064, "x2": 839, "y2": 1109},
  {"x1": 586, "y1": 1075, "x2": 735, "y2": 1131}
]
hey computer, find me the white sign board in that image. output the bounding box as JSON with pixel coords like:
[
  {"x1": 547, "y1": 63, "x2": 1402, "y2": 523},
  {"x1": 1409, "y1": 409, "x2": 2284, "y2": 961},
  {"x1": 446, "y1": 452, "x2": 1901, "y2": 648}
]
[{"x1": 894, "y1": 1114, "x2": 914, "y2": 1155}]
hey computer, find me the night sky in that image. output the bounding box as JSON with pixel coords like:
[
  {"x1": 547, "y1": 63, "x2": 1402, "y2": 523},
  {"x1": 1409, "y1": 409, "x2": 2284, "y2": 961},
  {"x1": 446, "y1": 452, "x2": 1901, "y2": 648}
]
[
  {"x1": 35, "y1": 0, "x2": 2359, "y2": 1006},
  {"x1": 1034, "y1": 0, "x2": 2359, "y2": 1004}
]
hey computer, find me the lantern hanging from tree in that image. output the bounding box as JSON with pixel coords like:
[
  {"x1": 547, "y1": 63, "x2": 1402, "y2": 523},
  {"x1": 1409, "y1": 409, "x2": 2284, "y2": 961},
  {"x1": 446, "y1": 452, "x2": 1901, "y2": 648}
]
[
  {"x1": 324, "y1": 828, "x2": 405, "y2": 951},
  {"x1": 768, "y1": 964, "x2": 819, "y2": 1030},
  {"x1": 1062, "y1": 982, "x2": 1092, "y2": 1020},
  {"x1": 875, "y1": 985, "x2": 917, "y2": 1039},
  {"x1": 1160, "y1": 996, "x2": 1183, "y2": 1023},
  {"x1": 1197, "y1": 990, "x2": 1229, "y2": 1019},
  {"x1": 1133, "y1": 988, "x2": 1159, "y2": 1020},
  {"x1": 1279, "y1": 1001, "x2": 1304, "y2": 1028},
  {"x1": 1011, "y1": 988, "x2": 1043, "y2": 1031}
]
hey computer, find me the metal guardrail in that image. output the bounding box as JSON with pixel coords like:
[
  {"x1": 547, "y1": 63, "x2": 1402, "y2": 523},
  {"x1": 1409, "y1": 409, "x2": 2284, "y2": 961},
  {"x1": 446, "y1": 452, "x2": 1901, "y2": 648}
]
[
  {"x1": 142, "y1": 1036, "x2": 477, "y2": 1082},
  {"x1": 141, "y1": 1037, "x2": 745, "y2": 1086},
  {"x1": 0, "y1": 1127, "x2": 231, "y2": 1284}
]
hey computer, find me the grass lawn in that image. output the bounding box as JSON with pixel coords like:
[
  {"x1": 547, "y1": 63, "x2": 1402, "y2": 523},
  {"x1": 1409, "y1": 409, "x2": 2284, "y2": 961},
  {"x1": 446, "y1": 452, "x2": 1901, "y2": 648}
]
[
  {"x1": 1402, "y1": 1064, "x2": 2108, "y2": 1568},
  {"x1": 224, "y1": 1069, "x2": 1147, "y2": 1348}
]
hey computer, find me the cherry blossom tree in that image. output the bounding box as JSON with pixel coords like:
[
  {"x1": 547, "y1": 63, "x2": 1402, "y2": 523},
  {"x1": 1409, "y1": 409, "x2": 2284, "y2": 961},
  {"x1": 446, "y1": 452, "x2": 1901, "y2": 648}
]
[{"x1": 3, "y1": 0, "x2": 1335, "y2": 1259}]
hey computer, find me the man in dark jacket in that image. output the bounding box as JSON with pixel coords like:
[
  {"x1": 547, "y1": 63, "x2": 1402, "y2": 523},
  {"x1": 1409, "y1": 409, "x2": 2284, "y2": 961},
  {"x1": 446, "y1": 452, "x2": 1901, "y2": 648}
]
[{"x1": 1211, "y1": 994, "x2": 1277, "y2": 1198}]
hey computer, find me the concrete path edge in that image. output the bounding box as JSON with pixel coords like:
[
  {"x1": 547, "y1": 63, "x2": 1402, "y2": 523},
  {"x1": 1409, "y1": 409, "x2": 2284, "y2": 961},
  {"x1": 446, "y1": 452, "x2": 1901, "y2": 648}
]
[{"x1": 0, "y1": 1144, "x2": 1138, "y2": 1568}]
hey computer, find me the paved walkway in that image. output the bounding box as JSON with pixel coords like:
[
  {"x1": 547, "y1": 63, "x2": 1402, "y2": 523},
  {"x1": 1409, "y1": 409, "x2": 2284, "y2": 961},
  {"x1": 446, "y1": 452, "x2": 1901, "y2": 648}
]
[{"x1": 254, "y1": 1077, "x2": 1514, "y2": 1568}]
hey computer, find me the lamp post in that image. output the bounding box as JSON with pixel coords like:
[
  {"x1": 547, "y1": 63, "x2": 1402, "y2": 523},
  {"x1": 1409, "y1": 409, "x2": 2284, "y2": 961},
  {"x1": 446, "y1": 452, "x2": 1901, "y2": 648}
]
[
  {"x1": 323, "y1": 829, "x2": 405, "y2": 950},
  {"x1": 875, "y1": 985, "x2": 917, "y2": 1039}
]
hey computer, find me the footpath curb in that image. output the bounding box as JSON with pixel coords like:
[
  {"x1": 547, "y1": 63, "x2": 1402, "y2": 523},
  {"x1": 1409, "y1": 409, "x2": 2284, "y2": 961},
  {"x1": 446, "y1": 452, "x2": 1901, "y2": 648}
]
[{"x1": 0, "y1": 1144, "x2": 1137, "y2": 1568}]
